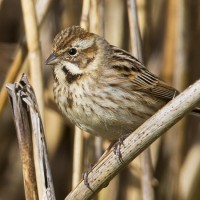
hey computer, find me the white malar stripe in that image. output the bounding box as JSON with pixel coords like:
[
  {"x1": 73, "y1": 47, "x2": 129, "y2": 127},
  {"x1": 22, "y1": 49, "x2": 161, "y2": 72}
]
[{"x1": 64, "y1": 61, "x2": 82, "y2": 74}]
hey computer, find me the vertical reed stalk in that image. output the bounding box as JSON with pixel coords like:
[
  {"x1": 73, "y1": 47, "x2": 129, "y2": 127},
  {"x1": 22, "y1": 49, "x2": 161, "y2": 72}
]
[{"x1": 127, "y1": 0, "x2": 154, "y2": 199}]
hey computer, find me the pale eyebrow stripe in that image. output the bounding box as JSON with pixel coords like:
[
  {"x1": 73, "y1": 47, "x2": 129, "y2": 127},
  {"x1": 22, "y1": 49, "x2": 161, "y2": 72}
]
[{"x1": 74, "y1": 38, "x2": 95, "y2": 49}]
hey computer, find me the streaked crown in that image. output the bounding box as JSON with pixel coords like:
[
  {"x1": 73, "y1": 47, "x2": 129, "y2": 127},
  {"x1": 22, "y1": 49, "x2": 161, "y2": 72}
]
[{"x1": 53, "y1": 26, "x2": 94, "y2": 54}]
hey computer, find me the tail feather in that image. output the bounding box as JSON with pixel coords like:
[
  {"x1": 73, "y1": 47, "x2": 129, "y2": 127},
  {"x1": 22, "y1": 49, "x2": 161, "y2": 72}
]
[{"x1": 191, "y1": 107, "x2": 200, "y2": 117}]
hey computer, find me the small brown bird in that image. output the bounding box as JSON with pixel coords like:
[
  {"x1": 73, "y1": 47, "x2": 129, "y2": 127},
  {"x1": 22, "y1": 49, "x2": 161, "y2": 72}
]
[{"x1": 46, "y1": 26, "x2": 199, "y2": 141}]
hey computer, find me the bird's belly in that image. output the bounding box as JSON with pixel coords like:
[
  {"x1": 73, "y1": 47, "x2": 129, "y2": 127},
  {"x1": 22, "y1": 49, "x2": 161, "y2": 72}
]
[
  {"x1": 54, "y1": 84, "x2": 166, "y2": 140},
  {"x1": 65, "y1": 104, "x2": 147, "y2": 140}
]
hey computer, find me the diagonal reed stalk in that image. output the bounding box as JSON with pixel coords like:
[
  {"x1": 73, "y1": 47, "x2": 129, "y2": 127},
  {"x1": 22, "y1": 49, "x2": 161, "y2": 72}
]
[{"x1": 65, "y1": 78, "x2": 200, "y2": 200}]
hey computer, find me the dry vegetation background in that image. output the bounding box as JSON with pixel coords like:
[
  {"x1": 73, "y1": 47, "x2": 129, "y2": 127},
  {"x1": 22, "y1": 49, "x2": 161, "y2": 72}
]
[{"x1": 0, "y1": 0, "x2": 200, "y2": 200}]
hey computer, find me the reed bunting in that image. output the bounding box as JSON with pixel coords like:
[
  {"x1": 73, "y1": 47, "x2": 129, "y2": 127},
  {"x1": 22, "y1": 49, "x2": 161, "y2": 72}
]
[{"x1": 46, "y1": 26, "x2": 199, "y2": 141}]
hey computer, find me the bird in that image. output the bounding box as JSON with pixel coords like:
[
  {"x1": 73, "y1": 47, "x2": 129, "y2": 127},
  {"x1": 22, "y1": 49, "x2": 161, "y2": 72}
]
[{"x1": 46, "y1": 26, "x2": 200, "y2": 141}]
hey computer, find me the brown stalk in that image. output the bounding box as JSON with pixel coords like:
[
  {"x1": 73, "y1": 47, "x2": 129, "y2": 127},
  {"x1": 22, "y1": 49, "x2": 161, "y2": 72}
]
[
  {"x1": 0, "y1": 44, "x2": 27, "y2": 115},
  {"x1": 89, "y1": 0, "x2": 98, "y2": 34},
  {"x1": 104, "y1": 0, "x2": 125, "y2": 48},
  {"x1": 0, "y1": 0, "x2": 53, "y2": 116},
  {"x1": 6, "y1": 83, "x2": 38, "y2": 200},
  {"x1": 98, "y1": 0, "x2": 105, "y2": 37},
  {"x1": 89, "y1": 0, "x2": 105, "y2": 163},
  {"x1": 171, "y1": 0, "x2": 188, "y2": 198},
  {"x1": 80, "y1": 0, "x2": 90, "y2": 30},
  {"x1": 176, "y1": 1, "x2": 199, "y2": 199},
  {"x1": 72, "y1": 126, "x2": 84, "y2": 189},
  {"x1": 21, "y1": 0, "x2": 44, "y2": 122},
  {"x1": 127, "y1": 0, "x2": 154, "y2": 199},
  {"x1": 6, "y1": 74, "x2": 55, "y2": 200},
  {"x1": 161, "y1": 0, "x2": 177, "y2": 83},
  {"x1": 127, "y1": 0, "x2": 143, "y2": 61},
  {"x1": 20, "y1": 0, "x2": 45, "y2": 198},
  {"x1": 0, "y1": 0, "x2": 3, "y2": 8},
  {"x1": 178, "y1": 2, "x2": 200, "y2": 199},
  {"x1": 179, "y1": 145, "x2": 200, "y2": 200},
  {"x1": 64, "y1": 79, "x2": 200, "y2": 200},
  {"x1": 157, "y1": 1, "x2": 186, "y2": 199},
  {"x1": 72, "y1": 0, "x2": 91, "y2": 189},
  {"x1": 89, "y1": 1, "x2": 106, "y2": 199}
]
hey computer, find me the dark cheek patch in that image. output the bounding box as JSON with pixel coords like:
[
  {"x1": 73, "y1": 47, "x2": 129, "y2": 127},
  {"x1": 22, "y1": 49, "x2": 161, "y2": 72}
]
[
  {"x1": 62, "y1": 66, "x2": 82, "y2": 84},
  {"x1": 78, "y1": 44, "x2": 96, "y2": 68},
  {"x1": 76, "y1": 53, "x2": 95, "y2": 69}
]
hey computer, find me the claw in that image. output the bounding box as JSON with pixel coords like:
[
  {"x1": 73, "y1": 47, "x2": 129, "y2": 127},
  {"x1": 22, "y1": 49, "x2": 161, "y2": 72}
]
[
  {"x1": 82, "y1": 164, "x2": 94, "y2": 192},
  {"x1": 113, "y1": 140, "x2": 124, "y2": 163},
  {"x1": 113, "y1": 134, "x2": 128, "y2": 163}
]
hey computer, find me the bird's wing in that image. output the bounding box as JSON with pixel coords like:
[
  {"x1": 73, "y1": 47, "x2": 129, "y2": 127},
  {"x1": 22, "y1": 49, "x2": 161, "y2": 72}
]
[{"x1": 108, "y1": 46, "x2": 179, "y2": 100}]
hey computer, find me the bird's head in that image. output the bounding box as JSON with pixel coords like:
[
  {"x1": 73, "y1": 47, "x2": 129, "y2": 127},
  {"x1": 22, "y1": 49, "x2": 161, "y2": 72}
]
[{"x1": 46, "y1": 26, "x2": 110, "y2": 84}]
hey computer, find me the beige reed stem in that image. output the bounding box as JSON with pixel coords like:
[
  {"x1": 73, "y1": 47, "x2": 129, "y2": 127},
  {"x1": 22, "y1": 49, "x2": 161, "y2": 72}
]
[{"x1": 64, "y1": 79, "x2": 200, "y2": 200}]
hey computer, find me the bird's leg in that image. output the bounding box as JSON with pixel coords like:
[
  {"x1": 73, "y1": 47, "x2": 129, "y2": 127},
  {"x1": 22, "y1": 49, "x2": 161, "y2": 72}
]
[
  {"x1": 82, "y1": 163, "x2": 94, "y2": 191},
  {"x1": 99, "y1": 140, "x2": 117, "y2": 159},
  {"x1": 82, "y1": 141, "x2": 117, "y2": 189},
  {"x1": 83, "y1": 135, "x2": 128, "y2": 189},
  {"x1": 113, "y1": 134, "x2": 129, "y2": 163}
]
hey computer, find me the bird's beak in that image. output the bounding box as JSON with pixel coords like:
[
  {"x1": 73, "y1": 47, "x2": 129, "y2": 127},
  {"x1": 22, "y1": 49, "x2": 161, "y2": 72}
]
[{"x1": 45, "y1": 53, "x2": 60, "y2": 65}]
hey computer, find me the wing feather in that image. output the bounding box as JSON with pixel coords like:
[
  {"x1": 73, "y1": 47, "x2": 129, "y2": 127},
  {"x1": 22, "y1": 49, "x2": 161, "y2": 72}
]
[{"x1": 110, "y1": 46, "x2": 179, "y2": 100}]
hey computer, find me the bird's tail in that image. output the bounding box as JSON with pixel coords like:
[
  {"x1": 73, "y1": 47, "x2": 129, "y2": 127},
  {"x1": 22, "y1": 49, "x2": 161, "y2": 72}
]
[{"x1": 191, "y1": 107, "x2": 200, "y2": 117}]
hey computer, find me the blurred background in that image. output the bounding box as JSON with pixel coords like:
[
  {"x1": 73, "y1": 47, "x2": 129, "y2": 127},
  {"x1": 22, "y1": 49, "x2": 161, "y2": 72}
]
[{"x1": 0, "y1": 0, "x2": 200, "y2": 199}]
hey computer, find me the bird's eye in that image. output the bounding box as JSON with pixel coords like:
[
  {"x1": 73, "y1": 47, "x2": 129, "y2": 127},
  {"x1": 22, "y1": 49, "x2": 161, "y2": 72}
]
[{"x1": 68, "y1": 47, "x2": 77, "y2": 56}]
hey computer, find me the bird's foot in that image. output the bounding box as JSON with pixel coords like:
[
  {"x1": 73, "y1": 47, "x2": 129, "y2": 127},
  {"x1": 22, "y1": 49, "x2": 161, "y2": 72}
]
[
  {"x1": 113, "y1": 134, "x2": 129, "y2": 163},
  {"x1": 82, "y1": 163, "x2": 94, "y2": 191}
]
